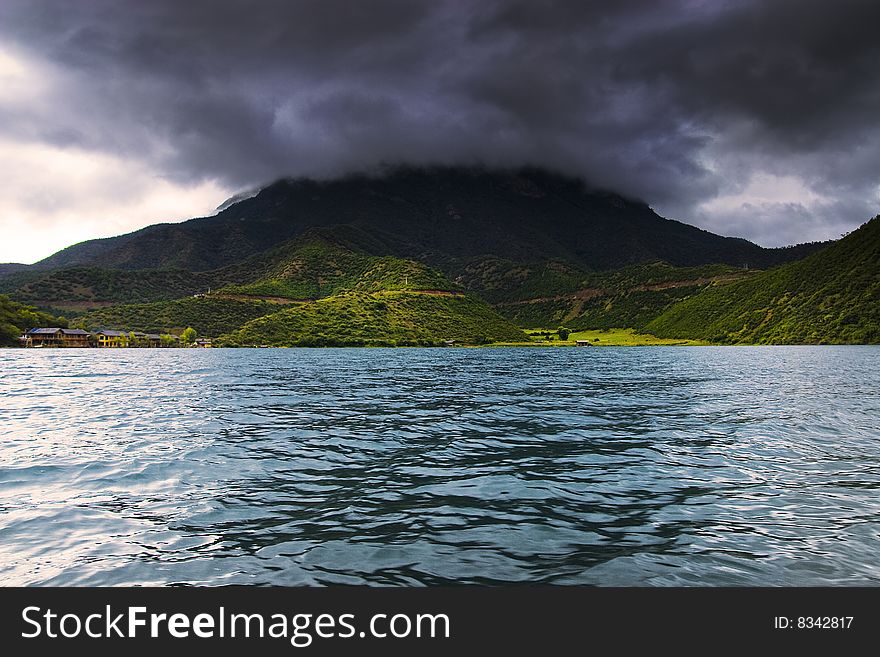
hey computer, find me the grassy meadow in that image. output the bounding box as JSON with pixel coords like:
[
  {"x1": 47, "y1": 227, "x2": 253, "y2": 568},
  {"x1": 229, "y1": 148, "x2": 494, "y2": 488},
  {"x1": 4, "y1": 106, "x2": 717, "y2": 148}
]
[{"x1": 488, "y1": 327, "x2": 708, "y2": 347}]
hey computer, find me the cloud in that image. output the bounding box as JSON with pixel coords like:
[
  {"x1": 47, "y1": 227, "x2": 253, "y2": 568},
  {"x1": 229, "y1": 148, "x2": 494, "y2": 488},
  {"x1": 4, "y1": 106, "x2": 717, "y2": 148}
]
[
  {"x1": 0, "y1": 0, "x2": 878, "y2": 261},
  {"x1": 0, "y1": 136, "x2": 225, "y2": 264}
]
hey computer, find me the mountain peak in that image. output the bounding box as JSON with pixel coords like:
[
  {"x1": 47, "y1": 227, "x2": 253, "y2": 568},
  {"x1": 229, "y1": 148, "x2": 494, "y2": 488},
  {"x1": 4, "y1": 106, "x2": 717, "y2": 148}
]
[{"x1": 31, "y1": 164, "x2": 819, "y2": 273}]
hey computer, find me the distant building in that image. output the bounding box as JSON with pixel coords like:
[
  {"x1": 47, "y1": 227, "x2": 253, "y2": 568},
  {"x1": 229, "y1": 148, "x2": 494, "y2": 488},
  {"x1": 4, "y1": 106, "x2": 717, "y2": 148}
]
[
  {"x1": 20, "y1": 327, "x2": 183, "y2": 349},
  {"x1": 93, "y1": 330, "x2": 129, "y2": 348},
  {"x1": 575, "y1": 340, "x2": 593, "y2": 347},
  {"x1": 129, "y1": 331, "x2": 163, "y2": 348},
  {"x1": 21, "y1": 328, "x2": 91, "y2": 348},
  {"x1": 194, "y1": 338, "x2": 213, "y2": 348}
]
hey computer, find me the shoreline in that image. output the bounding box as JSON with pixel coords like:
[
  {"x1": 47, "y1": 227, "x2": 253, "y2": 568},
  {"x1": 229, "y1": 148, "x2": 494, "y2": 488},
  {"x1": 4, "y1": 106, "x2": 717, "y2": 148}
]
[{"x1": 5, "y1": 342, "x2": 878, "y2": 350}]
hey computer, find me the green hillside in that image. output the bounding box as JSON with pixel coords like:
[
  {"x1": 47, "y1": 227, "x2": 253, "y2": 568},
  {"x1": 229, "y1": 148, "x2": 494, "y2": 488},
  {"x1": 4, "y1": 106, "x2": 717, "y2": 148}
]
[
  {"x1": 219, "y1": 291, "x2": 528, "y2": 347},
  {"x1": 72, "y1": 243, "x2": 479, "y2": 341},
  {"x1": 74, "y1": 297, "x2": 280, "y2": 337},
  {"x1": 1, "y1": 233, "x2": 458, "y2": 312},
  {"x1": 0, "y1": 167, "x2": 832, "y2": 347},
  {"x1": 490, "y1": 260, "x2": 755, "y2": 328},
  {"x1": 1, "y1": 167, "x2": 862, "y2": 347},
  {"x1": 0, "y1": 295, "x2": 65, "y2": 346},
  {"x1": 646, "y1": 216, "x2": 880, "y2": 344},
  {"x1": 218, "y1": 235, "x2": 458, "y2": 299},
  {"x1": 0, "y1": 266, "x2": 224, "y2": 309},
  {"x1": 462, "y1": 258, "x2": 744, "y2": 304},
  {"x1": 501, "y1": 287, "x2": 706, "y2": 330}
]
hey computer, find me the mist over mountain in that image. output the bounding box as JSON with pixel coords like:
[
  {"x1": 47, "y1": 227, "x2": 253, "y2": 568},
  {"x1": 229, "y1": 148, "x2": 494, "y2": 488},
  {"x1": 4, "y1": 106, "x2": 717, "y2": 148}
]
[
  {"x1": 2, "y1": 0, "x2": 878, "y2": 255},
  {"x1": 30, "y1": 166, "x2": 824, "y2": 275},
  {"x1": 3, "y1": 165, "x2": 870, "y2": 346}
]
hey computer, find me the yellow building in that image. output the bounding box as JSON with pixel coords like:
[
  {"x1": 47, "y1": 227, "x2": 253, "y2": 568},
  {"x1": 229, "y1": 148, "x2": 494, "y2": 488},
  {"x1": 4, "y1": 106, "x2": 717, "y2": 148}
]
[{"x1": 93, "y1": 330, "x2": 129, "y2": 348}]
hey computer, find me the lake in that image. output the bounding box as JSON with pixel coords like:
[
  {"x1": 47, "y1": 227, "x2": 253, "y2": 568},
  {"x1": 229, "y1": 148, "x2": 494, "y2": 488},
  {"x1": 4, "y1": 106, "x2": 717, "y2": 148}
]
[{"x1": 1, "y1": 346, "x2": 878, "y2": 586}]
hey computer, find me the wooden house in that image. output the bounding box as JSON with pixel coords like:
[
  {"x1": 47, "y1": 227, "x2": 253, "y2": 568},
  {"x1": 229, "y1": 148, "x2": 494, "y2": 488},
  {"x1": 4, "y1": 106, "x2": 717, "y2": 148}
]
[
  {"x1": 22, "y1": 328, "x2": 91, "y2": 347},
  {"x1": 22, "y1": 327, "x2": 62, "y2": 347},
  {"x1": 62, "y1": 329, "x2": 92, "y2": 347}
]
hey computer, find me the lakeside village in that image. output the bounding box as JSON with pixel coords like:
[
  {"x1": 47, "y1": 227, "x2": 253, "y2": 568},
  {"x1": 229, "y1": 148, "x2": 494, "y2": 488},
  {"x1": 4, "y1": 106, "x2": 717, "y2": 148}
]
[{"x1": 19, "y1": 327, "x2": 212, "y2": 348}]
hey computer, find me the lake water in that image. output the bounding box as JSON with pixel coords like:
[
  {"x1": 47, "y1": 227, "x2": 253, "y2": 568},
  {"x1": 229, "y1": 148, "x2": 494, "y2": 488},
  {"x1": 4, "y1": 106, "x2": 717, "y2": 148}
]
[{"x1": 0, "y1": 346, "x2": 878, "y2": 586}]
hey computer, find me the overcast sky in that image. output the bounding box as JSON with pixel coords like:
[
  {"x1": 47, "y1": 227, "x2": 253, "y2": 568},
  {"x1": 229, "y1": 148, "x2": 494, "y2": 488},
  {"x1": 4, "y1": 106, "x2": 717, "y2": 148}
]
[{"x1": 1, "y1": 0, "x2": 879, "y2": 263}]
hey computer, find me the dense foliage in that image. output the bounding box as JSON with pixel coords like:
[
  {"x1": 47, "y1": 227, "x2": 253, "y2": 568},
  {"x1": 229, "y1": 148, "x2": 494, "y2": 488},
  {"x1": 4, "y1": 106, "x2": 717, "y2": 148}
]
[
  {"x1": 0, "y1": 267, "x2": 224, "y2": 305},
  {"x1": 2, "y1": 236, "x2": 458, "y2": 309},
  {"x1": 219, "y1": 292, "x2": 528, "y2": 347},
  {"x1": 492, "y1": 261, "x2": 754, "y2": 328},
  {"x1": 0, "y1": 295, "x2": 65, "y2": 346},
  {"x1": 219, "y1": 239, "x2": 457, "y2": 299},
  {"x1": 464, "y1": 258, "x2": 744, "y2": 305},
  {"x1": 74, "y1": 297, "x2": 279, "y2": 337},
  {"x1": 499, "y1": 287, "x2": 705, "y2": 329},
  {"x1": 647, "y1": 217, "x2": 880, "y2": 344},
  {"x1": 66, "y1": 242, "x2": 494, "y2": 343}
]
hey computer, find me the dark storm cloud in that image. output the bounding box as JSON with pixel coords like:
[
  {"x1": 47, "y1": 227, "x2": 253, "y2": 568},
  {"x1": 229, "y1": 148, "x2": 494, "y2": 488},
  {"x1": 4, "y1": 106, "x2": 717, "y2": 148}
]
[{"x1": 1, "y1": 0, "x2": 878, "y2": 245}]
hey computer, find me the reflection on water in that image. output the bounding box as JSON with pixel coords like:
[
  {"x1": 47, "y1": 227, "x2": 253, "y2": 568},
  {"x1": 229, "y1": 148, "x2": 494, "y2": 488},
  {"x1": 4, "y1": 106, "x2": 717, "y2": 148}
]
[{"x1": 0, "y1": 346, "x2": 878, "y2": 586}]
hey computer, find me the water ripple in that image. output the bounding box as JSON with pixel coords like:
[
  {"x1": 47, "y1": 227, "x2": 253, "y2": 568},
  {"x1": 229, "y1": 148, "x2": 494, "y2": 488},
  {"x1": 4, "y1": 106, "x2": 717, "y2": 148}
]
[{"x1": 0, "y1": 346, "x2": 878, "y2": 585}]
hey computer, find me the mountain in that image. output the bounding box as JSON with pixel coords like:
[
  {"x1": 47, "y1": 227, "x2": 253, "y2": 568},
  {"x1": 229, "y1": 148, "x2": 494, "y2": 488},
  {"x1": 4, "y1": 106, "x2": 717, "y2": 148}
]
[
  {"x1": 0, "y1": 266, "x2": 225, "y2": 309},
  {"x1": 30, "y1": 166, "x2": 822, "y2": 275},
  {"x1": 491, "y1": 261, "x2": 758, "y2": 330},
  {"x1": 646, "y1": 216, "x2": 880, "y2": 344},
  {"x1": 75, "y1": 296, "x2": 283, "y2": 338},
  {"x1": 5, "y1": 165, "x2": 866, "y2": 346},
  {"x1": 0, "y1": 264, "x2": 31, "y2": 277},
  {"x1": 0, "y1": 230, "x2": 457, "y2": 311},
  {"x1": 216, "y1": 231, "x2": 460, "y2": 299},
  {"x1": 72, "y1": 238, "x2": 527, "y2": 345},
  {"x1": 219, "y1": 292, "x2": 528, "y2": 347}
]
